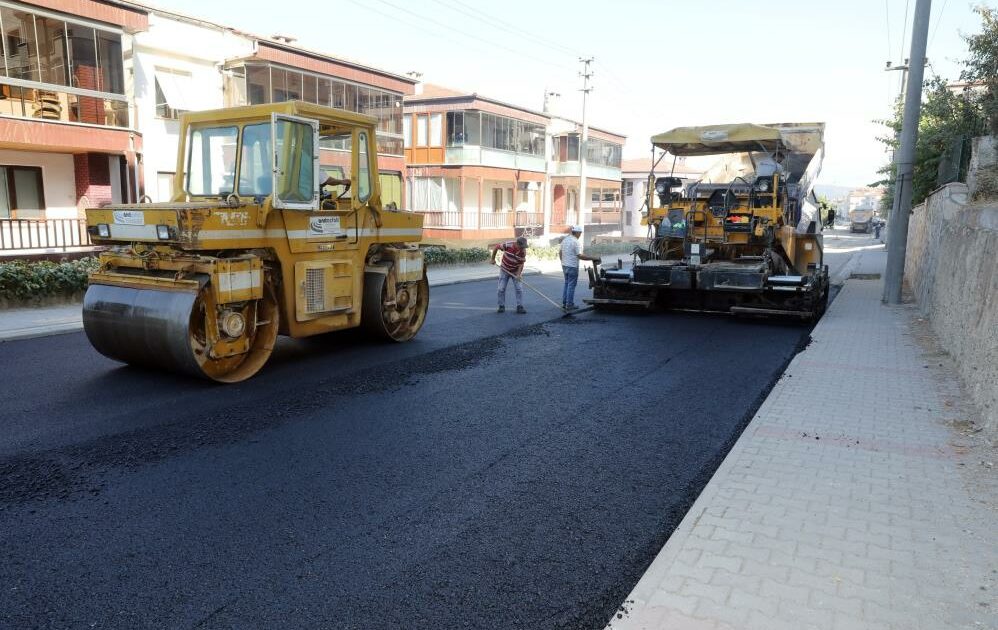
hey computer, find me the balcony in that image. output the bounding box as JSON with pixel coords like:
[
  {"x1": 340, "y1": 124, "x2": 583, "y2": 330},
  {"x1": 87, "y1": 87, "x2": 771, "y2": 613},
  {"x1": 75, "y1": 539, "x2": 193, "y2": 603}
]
[{"x1": 0, "y1": 84, "x2": 128, "y2": 128}]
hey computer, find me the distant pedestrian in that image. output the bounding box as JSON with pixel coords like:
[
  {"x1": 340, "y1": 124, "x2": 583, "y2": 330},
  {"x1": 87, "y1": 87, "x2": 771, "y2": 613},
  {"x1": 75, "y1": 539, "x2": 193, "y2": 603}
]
[
  {"x1": 826, "y1": 208, "x2": 836, "y2": 228},
  {"x1": 490, "y1": 237, "x2": 528, "y2": 314},
  {"x1": 559, "y1": 226, "x2": 600, "y2": 310}
]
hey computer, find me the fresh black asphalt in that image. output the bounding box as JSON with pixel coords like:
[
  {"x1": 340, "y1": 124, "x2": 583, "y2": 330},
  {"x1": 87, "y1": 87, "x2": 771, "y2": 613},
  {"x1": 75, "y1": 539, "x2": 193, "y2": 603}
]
[{"x1": 0, "y1": 273, "x2": 812, "y2": 629}]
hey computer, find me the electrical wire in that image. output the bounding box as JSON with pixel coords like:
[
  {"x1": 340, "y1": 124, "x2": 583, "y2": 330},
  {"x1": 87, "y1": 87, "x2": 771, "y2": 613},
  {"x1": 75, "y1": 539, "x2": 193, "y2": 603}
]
[
  {"x1": 928, "y1": 0, "x2": 950, "y2": 50},
  {"x1": 900, "y1": 0, "x2": 911, "y2": 60},
  {"x1": 364, "y1": 0, "x2": 575, "y2": 73},
  {"x1": 427, "y1": 0, "x2": 580, "y2": 59}
]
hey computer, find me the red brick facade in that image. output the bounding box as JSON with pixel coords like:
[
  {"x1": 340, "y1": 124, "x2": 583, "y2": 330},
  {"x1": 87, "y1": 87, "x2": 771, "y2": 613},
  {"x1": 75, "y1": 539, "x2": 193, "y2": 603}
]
[{"x1": 74, "y1": 153, "x2": 113, "y2": 208}]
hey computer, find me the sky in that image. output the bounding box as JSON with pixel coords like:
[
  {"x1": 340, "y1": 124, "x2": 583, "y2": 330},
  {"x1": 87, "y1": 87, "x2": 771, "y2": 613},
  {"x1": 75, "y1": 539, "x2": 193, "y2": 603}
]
[{"x1": 156, "y1": 0, "x2": 991, "y2": 188}]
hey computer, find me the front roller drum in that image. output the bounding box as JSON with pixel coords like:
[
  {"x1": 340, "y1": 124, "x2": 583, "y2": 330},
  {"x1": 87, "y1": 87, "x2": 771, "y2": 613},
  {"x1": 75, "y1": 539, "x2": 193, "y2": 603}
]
[{"x1": 83, "y1": 279, "x2": 279, "y2": 382}]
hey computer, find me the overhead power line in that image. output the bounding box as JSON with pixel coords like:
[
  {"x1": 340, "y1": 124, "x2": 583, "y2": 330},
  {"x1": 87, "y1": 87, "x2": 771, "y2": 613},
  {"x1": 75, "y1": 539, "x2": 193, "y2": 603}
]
[
  {"x1": 428, "y1": 0, "x2": 580, "y2": 59},
  {"x1": 362, "y1": 0, "x2": 575, "y2": 73},
  {"x1": 900, "y1": 0, "x2": 911, "y2": 60},
  {"x1": 928, "y1": 0, "x2": 949, "y2": 49}
]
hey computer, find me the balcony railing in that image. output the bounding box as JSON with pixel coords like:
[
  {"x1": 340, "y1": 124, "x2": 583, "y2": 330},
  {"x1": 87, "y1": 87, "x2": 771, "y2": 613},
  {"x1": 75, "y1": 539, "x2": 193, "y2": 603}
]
[
  {"x1": 417, "y1": 210, "x2": 527, "y2": 230},
  {"x1": 515, "y1": 211, "x2": 544, "y2": 227},
  {"x1": 0, "y1": 218, "x2": 93, "y2": 252},
  {"x1": 479, "y1": 212, "x2": 514, "y2": 229},
  {"x1": 419, "y1": 211, "x2": 463, "y2": 229}
]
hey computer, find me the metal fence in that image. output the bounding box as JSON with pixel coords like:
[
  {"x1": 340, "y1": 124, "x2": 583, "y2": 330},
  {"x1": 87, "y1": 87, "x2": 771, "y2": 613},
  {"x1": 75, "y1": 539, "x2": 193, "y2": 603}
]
[{"x1": 0, "y1": 218, "x2": 92, "y2": 252}]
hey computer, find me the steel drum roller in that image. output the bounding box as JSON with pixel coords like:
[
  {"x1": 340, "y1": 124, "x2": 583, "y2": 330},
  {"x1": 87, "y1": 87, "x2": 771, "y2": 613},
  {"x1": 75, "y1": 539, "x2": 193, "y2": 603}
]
[{"x1": 83, "y1": 284, "x2": 203, "y2": 377}]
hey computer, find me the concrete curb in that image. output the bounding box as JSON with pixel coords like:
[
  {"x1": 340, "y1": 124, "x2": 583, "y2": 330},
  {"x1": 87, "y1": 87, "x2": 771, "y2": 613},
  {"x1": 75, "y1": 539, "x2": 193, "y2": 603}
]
[{"x1": 0, "y1": 322, "x2": 87, "y2": 343}]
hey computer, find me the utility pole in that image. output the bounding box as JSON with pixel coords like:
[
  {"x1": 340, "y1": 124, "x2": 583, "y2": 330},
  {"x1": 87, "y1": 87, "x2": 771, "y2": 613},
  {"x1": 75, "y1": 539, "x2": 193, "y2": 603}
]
[
  {"x1": 578, "y1": 57, "x2": 593, "y2": 231},
  {"x1": 883, "y1": 0, "x2": 931, "y2": 304},
  {"x1": 885, "y1": 58, "x2": 911, "y2": 100}
]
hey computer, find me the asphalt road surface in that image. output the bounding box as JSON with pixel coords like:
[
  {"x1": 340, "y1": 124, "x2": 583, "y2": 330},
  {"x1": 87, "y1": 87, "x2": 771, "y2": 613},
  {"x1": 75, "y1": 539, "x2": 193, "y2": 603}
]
[{"x1": 0, "y1": 273, "x2": 812, "y2": 629}]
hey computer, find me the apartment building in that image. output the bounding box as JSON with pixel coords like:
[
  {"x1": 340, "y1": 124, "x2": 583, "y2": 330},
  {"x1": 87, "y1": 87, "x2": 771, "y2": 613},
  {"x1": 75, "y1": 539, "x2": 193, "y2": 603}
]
[
  {"x1": 547, "y1": 115, "x2": 625, "y2": 237},
  {"x1": 0, "y1": 0, "x2": 416, "y2": 255},
  {"x1": 129, "y1": 5, "x2": 415, "y2": 206},
  {"x1": 403, "y1": 83, "x2": 625, "y2": 243},
  {"x1": 403, "y1": 84, "x2": 548, "y2": 242},
  {"x1": 0, "y1": 0, "x2": 146, "y2": 225}
]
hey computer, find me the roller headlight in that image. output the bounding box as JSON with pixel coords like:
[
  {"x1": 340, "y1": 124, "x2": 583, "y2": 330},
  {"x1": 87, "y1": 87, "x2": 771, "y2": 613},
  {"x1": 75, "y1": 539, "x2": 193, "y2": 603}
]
[
  {"x1": 97, "y1": 224, "x2": 110, "y2": 238},
  {"x1": 156, "y1": 224, "x2": 171, "y2": 240}
]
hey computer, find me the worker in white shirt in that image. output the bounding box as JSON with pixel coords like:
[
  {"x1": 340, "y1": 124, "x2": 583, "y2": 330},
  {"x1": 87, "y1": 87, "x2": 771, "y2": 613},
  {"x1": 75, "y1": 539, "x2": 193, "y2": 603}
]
[{"x1": 558, "y1": 226, "x2": 600, "y2": 310}]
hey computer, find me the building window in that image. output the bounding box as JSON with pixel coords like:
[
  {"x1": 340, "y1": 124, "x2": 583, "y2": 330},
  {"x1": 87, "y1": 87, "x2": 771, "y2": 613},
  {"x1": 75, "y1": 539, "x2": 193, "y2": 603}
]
[
  {"x1": 402, "y1": 115, "x2": 411, "y2": 148},
  {"x1": 428, "y1": 113, "x2": 442, "y2": 148},
  {"x1": 0, "y1": 165, "x2": 45, "y2": 218},
  {"x1": 586, "y1": 137, "x2": 622, "y2": 168},
  {"x1": 491, "y1": 187, "x2": 502, "y2": 212},
  {"x1": 624, "y1": 181, "x2": 633, "y2": 196},
  {"x1": 0, "y1": 6, "x2": 127, "y2": 128},
  {"x1": 154, "y1": 68, "x2": 191, "y2": 120},
  {"x1": 231, "y1": 61, "x2": 404, "y2": 156},
  {"x1": 446, "y1": 110, "x2": 463, "y2": 146},
  {"x1": 416, "y1": 114, "x2": 428, "y2": 146}
]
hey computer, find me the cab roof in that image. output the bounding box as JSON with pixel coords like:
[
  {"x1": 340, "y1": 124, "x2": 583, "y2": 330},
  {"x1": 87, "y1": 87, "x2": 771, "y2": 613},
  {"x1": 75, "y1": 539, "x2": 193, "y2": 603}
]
[{"x1": 179, "y1": 100, "x2": 379, "y2": 129}]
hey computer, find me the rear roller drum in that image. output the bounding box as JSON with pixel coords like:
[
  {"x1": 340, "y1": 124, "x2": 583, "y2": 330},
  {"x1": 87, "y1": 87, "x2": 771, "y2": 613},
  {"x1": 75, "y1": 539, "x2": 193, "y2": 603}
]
[{"x1": 362, "y1": 267, "x2": 429, "y2": 342}]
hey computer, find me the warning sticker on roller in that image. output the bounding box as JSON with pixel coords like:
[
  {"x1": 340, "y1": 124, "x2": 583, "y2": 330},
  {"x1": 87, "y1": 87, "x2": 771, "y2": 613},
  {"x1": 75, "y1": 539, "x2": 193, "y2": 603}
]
[{"x1": 113, "y1": 210, "x2": 144, "y2": 225}]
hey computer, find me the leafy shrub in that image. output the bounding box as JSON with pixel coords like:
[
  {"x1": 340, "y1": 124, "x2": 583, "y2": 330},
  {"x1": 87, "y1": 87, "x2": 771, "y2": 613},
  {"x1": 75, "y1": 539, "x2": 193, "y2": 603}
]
[
  {"x1": 0, "y1": 257, "x2": 98, "y2": 302},
  {"x1": 422, "y1": 243, "x2": 635, "y2": 266},
  {"x1": 421, "y1": 246, "x2": 492, "y2": 266}
]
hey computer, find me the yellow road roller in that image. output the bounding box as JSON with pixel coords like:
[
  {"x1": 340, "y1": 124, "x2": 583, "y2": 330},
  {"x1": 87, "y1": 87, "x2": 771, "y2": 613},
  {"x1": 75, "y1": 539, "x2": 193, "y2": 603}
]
[{"x1": 83, "y1": 102, "x2": 427, "y2": 382}]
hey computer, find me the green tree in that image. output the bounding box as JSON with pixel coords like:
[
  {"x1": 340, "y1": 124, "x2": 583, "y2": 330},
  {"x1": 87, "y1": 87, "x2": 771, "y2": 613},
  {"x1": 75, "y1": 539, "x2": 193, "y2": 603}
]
[
  {"x1": 874, "y1": 78, "x2": 986, "y2": 214},
  {"x1": 962, "y1": 5, "x2": 998, "y2": 134},
  {"x1": 873, "y1": 6, "x2": 993, "y2": 216}
]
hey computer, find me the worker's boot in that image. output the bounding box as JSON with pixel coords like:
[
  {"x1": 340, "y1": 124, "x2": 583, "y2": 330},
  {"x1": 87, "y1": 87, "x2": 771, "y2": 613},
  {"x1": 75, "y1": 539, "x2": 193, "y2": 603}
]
[
  {"x1": 497, "y1": 305, "x2": 505, "y2": 313},
  {"x1": 516, "y1": 305, "x2": 526, "y2": 314}
]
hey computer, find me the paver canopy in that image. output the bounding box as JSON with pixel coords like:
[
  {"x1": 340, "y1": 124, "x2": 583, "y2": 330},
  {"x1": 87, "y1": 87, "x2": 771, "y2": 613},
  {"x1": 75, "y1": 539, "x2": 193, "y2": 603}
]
[{"x1": 651, "y1": 122, "x2": 825, "y2": 157}]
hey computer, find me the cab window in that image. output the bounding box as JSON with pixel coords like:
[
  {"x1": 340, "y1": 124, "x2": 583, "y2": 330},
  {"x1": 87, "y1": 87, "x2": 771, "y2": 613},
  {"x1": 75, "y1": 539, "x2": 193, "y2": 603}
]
[
  {"x1": 239, "y1": 123, "x2": 272, "y2": 196},
  {"x1": 187, "y1": 126, "x2": 237, "y2": 196},
  {"x1": 275, "y1": 118, "x2": 315, "y2": 204},
  {"x1": 357, "y1": 131, "x2": 371, "y2": 202}
]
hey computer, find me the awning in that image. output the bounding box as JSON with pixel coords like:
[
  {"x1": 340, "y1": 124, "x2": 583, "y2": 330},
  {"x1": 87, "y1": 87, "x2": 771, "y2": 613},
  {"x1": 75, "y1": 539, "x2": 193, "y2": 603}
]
[
  {"x1": 155, "y1": 70, "x2": 202, "y2": 112},
  {"x1": 651, "y1": 123, "x2": 784, "y2": 156}
]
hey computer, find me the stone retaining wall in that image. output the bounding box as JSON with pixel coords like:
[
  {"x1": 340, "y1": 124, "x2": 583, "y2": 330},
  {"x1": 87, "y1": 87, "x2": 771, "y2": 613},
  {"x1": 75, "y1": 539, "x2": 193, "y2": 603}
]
[{"x1": 906, "y1": 136, "x2": 998, "y2": 435}]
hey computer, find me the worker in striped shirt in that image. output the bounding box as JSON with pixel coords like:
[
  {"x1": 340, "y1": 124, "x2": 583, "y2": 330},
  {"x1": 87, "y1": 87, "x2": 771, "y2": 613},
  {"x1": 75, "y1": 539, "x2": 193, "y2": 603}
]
[{"x1": 489, "y1": 236, "x2": 529, "y2": 314}]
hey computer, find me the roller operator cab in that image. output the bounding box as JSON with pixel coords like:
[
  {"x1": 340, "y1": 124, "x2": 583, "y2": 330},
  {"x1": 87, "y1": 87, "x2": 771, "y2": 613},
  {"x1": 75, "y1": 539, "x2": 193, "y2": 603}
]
[
  {"x1": 587, "y1": 122, "x2": 829, "y2": 321},
  {"x1": 83, "y1": 102, "x2": 427, "y2": 382}
]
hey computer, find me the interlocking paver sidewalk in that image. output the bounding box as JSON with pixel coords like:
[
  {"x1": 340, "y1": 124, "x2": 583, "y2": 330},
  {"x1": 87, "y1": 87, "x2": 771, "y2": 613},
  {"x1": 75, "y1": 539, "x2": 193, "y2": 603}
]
[{"x1": 609, "y1": 249, "x2": 998, "y2": 630}]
